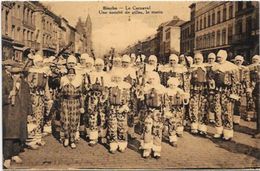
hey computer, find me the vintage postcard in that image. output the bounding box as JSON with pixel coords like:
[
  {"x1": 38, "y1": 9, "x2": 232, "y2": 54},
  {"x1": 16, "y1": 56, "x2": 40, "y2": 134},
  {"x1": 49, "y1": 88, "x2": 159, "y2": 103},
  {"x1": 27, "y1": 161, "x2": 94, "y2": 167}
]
[{"x1": 1, "y1": 0, "x2": 260, "y2": 169}]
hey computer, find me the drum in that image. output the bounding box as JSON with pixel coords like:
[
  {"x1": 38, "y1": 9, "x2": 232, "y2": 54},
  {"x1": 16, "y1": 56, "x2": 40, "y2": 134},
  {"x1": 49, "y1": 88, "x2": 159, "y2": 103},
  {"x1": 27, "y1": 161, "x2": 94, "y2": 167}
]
[
  {"x1": 191, "y1": 67, "x2": 207, "y2": 83},
  {"x1": 215, "y1": 70, "x2": 232, "y2": 86},
  {"x1": 109, "y1": 87, "x2": 128, "y2": 105},
  {"x1": 144, "y1": 88, "x2": 162, "y2": 108},
  {"x1": 168, "y1": 92, "x2": 184, "y2": 106},
  {"x1": 28, "y1": 72, "x2": 47, "y2": 89}
]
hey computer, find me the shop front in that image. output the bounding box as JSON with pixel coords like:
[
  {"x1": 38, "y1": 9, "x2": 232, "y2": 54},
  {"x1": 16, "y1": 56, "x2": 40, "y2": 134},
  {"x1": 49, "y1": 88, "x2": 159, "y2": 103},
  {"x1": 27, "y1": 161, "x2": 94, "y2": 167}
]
[{"x1": 2, "y1": 36, "x2": 13, "y2": 61}]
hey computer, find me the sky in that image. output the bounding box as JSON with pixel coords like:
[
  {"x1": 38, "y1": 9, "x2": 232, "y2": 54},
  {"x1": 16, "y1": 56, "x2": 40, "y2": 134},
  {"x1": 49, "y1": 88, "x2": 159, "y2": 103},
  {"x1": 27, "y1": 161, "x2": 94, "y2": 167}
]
[{"x1": 42, "y1": 1, "x2": 192, "y2": 57}]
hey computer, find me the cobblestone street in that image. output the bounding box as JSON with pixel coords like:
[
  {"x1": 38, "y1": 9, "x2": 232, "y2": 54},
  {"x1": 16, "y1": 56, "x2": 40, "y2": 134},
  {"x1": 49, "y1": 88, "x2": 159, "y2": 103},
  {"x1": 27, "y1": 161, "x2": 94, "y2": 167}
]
[{"x1": 10, "y1": 120, "x2": 260, "y2": 169}]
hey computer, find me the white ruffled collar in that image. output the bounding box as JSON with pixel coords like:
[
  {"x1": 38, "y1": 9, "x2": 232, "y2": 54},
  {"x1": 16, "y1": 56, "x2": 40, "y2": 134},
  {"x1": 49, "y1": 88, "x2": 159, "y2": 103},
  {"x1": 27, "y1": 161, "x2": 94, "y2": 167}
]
[{"x1": 61, "y1": 74, "x2": 82, "y2": 88}]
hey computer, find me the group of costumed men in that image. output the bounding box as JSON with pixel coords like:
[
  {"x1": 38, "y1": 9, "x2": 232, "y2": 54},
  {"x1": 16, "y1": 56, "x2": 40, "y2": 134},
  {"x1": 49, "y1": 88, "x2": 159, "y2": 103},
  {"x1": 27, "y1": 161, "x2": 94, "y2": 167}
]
[{"x1": 3, "y1": 49, "x2": 260, "y2": 167}]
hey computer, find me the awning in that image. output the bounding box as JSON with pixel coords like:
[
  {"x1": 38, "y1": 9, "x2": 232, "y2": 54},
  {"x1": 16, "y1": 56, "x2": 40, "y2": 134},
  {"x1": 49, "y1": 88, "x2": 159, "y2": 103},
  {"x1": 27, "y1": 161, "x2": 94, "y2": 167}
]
[
  {"x1": 13, "y1": 46, "x2": 26, "y2": 51},
  {"x1": 43, "y1": 48, "x2": 56, "y2": 53},
  {"x1": 194, "y1": 45, "x2": 231, "y2": 53}
]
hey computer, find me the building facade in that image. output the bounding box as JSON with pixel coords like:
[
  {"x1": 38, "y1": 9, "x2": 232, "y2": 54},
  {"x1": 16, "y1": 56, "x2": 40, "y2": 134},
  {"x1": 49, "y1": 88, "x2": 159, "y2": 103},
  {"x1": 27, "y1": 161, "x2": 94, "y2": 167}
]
[
  {"x1": 180, "y1": 3, "x2": 195, "y2": 56},
  {"x1": 1, "y1": 1, "x2": 90, "y2": 61},
  {"x1": 157, "y1": 16, "x2": 184, "y2": 63},
  {"x1": 232, "y1": 1, "x2": 259, "y2": 62},
  {"x1": 191, "y1": 1, "x2": 259, "y2": 62},
  {"x1": 194, "y1": 2, "x2": 236, "y2": 61},
  {"x1": 122, "y1": 16, "x2": 184, "y2": 64},
  {"x1": 2, "y1": 2, "x2": 14, "y2": 61}
]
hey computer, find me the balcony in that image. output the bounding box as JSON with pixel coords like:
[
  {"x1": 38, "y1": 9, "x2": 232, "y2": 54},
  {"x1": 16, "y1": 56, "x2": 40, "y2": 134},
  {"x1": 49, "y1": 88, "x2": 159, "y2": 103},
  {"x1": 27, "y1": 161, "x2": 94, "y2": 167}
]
[
  {"x1": 232, "y1": 33, "x2": 252, "y2": 44},
  {"x1": 23, "y1": 21, "x2": 36, "y2": 30},
  {"x1": 13, "y1": 40, "x2": 24, "y2": 46},
  {"x1": 235, "y1": 6, "x2": 255, "y2": 17}
]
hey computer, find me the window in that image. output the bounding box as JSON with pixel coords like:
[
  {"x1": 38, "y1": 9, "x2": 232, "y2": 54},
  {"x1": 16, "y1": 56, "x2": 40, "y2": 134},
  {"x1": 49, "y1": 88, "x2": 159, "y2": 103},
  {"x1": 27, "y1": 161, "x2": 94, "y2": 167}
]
[
  {"x1": 223, "y1": 7, "x2": 227, "y2": 21},
  {"x1": 203, "y1": 35, "x2": 205, "y2": 48},
  {"x1": 31, "y1": 11, "x2": 33, "y2": 25},
  {"x1": 27, "y1": 30, "x2": 30, "y2": 42},
  {"x1": 246, "y1": 2, "x2": 252, "y2": 8},
  {"x1": 216, "y1": 30, "x2": 220, "y2": 46},
  {"x1": 208, "y1": 14, "x2": 211, "y2": 27},
  {"x1": 246, "y1": 16, "x2": 252, "y2": 34},
  {"x1": 5, "y1": 10, "x2": 9, "y2": 34},
  {"x1": 196, "y1": 37, "x2": 198, "y2": 49},
  {"x1": 217, "y1": 11, "x2": 221, "y2": 23},
  {"x1": 200, "y1": 18, "x2": 202, "y2": 30},
  {"x1": 23, "y1": 29, "x2": 26, "y2": 42},
  {"x1": 197, "y1": 37, "x2": 199, "y2": 49},
  {"x1": 166, "y1": 31, "x2": 170, "y2": 40},
  {"x1": 238, "y1": 2, "x2": 243, "y2": 11},
  {"x1": 12, "y1": 26, "x2": 15, "y2": 39},
  {"x1": 204, "y1": 35, "x2": 206, "y2": 48},
  {"x1": 208, "y1": 34, "x2": 211, "y2": 47},
  {"x1": 228, "y1": 24, "x2": 233, "y2": 44},
  {"x1": 27, "y1": 9, "x2": 30, "y2": 23},
  {"x1": 43, "y1": 19, "x2": 45, "y2": 29},
  {"x1": 222, "y1": 28, "x2": 226, "y2": 45},
  {"x1": 212, "y1": 12, "x2": 215, "y2": 25},
  {"x1": 212, "y1": 32, "x2": 215, "y2": 47},
  {"x1": 31, "y1": 32, "x2": 33, "y2": 42},
  {"x1": 204, "y1": 16, "x2": 207, "y2": 28},
  {"x1": 236, "y1": 20, "x2": 243, "y2": 34},
  {"x1": 229, "y1": 5, "x2": 233, "y2": 19},
  {"x1": 17, "y1": 27, "x2": 20, "y2": 41},
  {"x1": 17, "y1": 5, "x2": 20, "y2": 18},
  {"x1": 196, "y1": 20, "x2": 199, "y2": 31},
  {"x1": 23, "y1": 8, "x2": 26, "y2": 21}
]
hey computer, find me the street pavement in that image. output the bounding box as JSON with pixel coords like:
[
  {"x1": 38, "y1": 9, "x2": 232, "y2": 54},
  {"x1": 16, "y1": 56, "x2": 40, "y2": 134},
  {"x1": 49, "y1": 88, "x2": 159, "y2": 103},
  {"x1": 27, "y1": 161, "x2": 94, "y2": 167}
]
[{"x1": 10, "y1": 119, "x2": 260, "y2": 169}]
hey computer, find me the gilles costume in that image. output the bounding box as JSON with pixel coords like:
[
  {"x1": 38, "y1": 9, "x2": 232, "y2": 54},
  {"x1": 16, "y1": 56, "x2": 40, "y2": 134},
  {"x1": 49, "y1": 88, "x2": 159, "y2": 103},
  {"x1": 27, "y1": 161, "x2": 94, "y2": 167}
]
[
  {"x1": 107, "y1": 70, "x2": 131, "y2": 153},
  {"x1": 212, "y1": 50, "x2": 239, "y2": 140},
  {"x1": 159, "y1": 54, "x2": 190, "y2": 134},
  {"x1": 188, "y1": 53, "x2": 208, "y2": 135},
  {"x1": 139, "y1": 71, "x2": 166, "y2": 159},
  {"x1": 159, "y1": 54, "x2": 189, "y2": 92},
  {"x1": 233, "y1": 55, "x2": 250, "y2": 124},
  {"x1": 122, "y1": 55, "x2": 138, "y2": 139},
  {"x1": 75, "y1": 54, "x2": 94, "y2": 137},
  {"x1": 248, "y1": 55, "x2": 260, "y2": 137},
  {"x1": 164, "y1": 78, "x2": 189, "y2": 146},
  {"x1": 27, "y1": 54, "x2": 51, "y2": 147},
  {"x1": 205, "y1": 53, "x2": 219, "y2": 123},
  {"x1": 84, "y1": 58, "x2": 109, "y2": 146}
]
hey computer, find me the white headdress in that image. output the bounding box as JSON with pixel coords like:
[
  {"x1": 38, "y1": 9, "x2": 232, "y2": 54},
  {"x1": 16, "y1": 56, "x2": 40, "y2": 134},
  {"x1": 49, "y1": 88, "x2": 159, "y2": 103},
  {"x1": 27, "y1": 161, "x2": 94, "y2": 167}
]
[
  {"x1": 33, "y1": 54, "x2": 44, "y2": 66},
  {"x1": 208, "y1": 53, "x2": 216, "y2": 59},
  {"x1": 81, "y1": 53, "x2": 90, "y2": 60},
  {"x1": 95, "y1": 58, "x2": 104, "y2": 66},
  {"x1": 122, "y1": 54, "x2": 131, "y2": 63},
  {"x1": 234, "y1": 55, "x2": 244, "y2": 62},
  {"x1": 217, "y1": 50, "x2": 228, "y2": 61},
  {"x1": 148, "y1": 55, "x2": 157, "y2": 63},
  {"x1": 67, "y1": 55, "x2": 77, "y2": 64},
  {"x1": 169, "y1": 54, "x2": 179, "y2": 63}
]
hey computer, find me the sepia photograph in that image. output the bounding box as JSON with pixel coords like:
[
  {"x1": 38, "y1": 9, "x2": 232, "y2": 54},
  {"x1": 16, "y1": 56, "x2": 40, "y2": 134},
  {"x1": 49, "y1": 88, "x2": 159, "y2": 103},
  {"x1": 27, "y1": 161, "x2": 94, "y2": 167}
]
[{"x1": 1, "y1": 0, "x2": 260, "y2": 169}]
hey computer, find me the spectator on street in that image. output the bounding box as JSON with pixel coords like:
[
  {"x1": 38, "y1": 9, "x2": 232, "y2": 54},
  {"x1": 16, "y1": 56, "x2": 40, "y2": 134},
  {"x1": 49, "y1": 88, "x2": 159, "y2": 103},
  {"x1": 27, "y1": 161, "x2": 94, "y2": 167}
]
[{"x1": 2, "y1": 60, "x2": 32, "y2": 169}]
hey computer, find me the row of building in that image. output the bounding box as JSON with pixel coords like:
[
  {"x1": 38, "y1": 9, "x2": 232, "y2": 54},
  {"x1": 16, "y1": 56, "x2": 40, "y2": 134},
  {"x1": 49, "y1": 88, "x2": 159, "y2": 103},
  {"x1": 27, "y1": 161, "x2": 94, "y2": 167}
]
[
  {"x1": 2, "y1": 1, "x2": 93, "y2": 62},
  {"x1": 123, "y1": 1, "x2": 259, "y2": 64}
]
